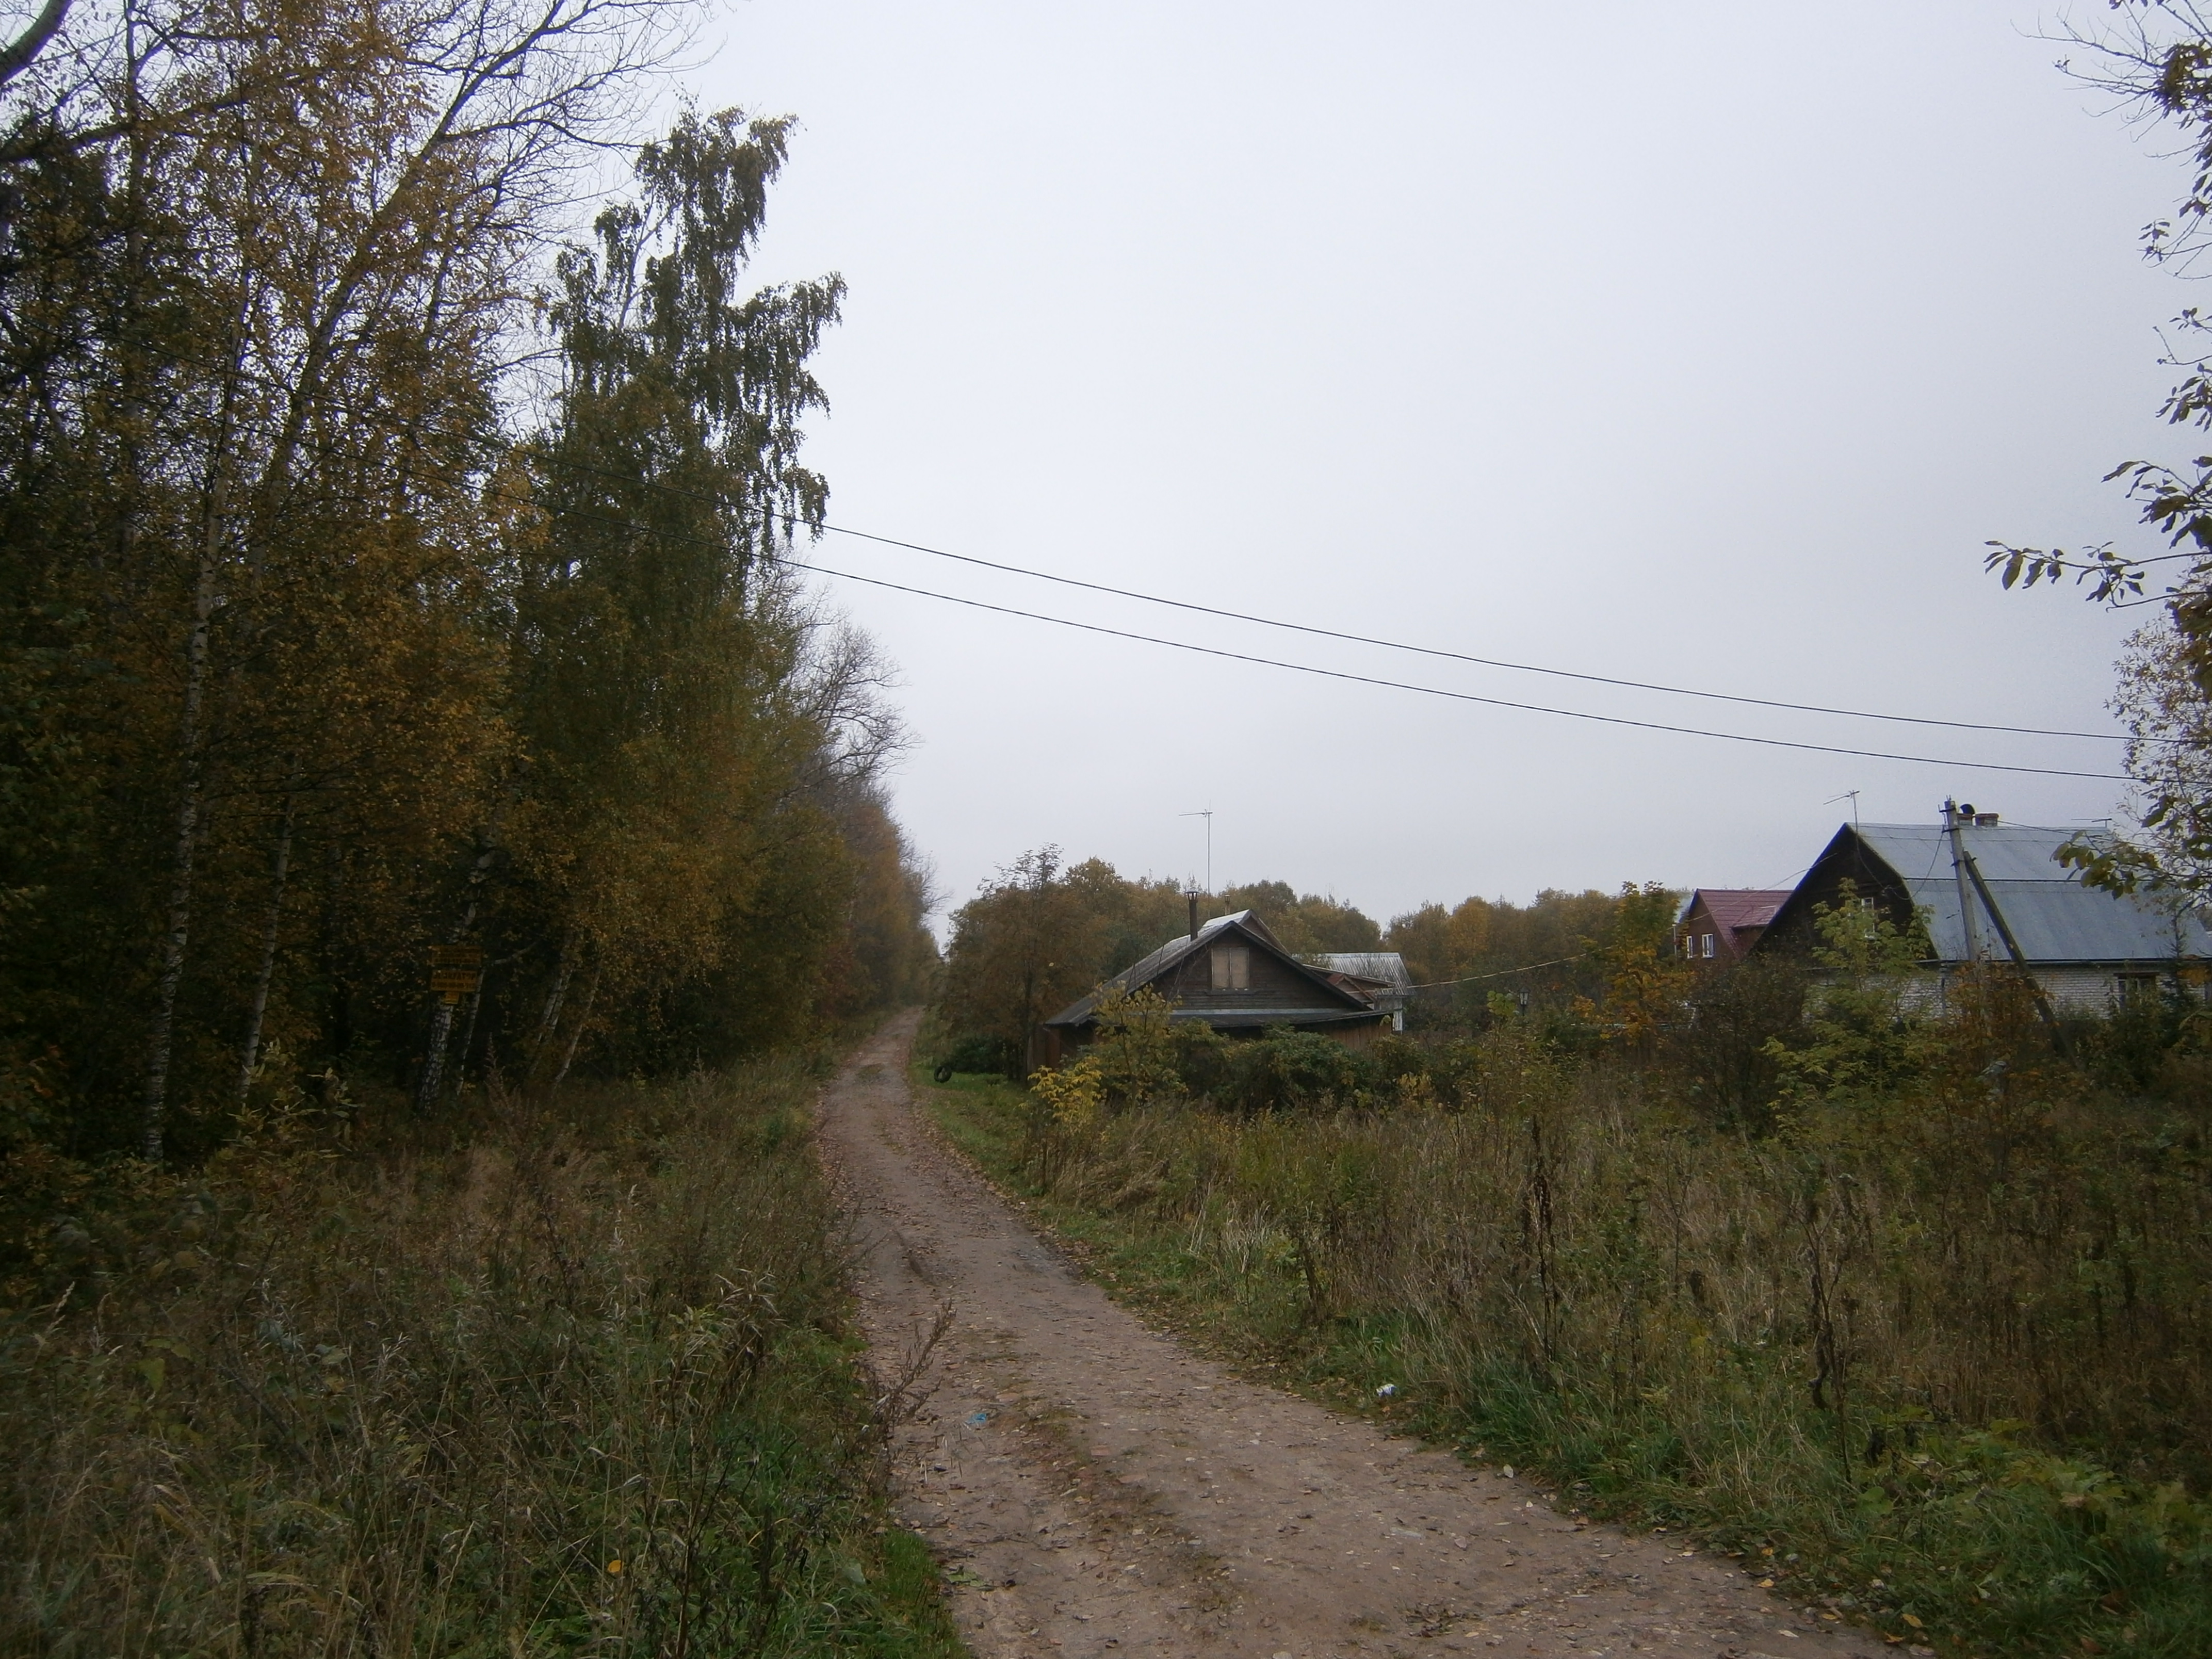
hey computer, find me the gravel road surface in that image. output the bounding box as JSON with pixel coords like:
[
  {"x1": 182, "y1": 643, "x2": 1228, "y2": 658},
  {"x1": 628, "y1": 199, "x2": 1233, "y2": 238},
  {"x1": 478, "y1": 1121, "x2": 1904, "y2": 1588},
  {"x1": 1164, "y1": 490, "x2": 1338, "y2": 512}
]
[{"x1": 819, "y1": 1012, "x2": 1896, "y2": 1659}]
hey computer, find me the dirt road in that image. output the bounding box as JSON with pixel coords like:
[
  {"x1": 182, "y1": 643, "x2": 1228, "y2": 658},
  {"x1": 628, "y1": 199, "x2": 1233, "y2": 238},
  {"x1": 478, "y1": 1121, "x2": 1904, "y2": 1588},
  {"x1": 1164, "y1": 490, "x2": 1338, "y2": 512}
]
[{"x1": 819, "y1": 1013, "x2": 1896, "y2": 1659}]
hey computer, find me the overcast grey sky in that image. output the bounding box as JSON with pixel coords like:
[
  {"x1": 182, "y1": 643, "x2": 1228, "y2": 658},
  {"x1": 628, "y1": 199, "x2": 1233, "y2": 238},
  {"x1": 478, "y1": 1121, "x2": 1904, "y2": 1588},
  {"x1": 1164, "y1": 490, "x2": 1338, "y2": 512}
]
[{"x1": 700, "y1": 1, "x2": 2187, "y2": 926}]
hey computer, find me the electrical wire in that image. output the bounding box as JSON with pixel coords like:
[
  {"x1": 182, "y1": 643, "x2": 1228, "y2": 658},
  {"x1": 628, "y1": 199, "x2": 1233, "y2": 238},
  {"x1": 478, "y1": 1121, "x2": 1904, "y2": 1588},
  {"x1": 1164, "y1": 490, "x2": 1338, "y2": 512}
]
[
  {"x1": 213, "y1": 447, "x2": 2141, "y2": 781},
  {"x1": 106, "y1": 339, "x2": 2142, "y2": 776},
  {"x1": 792, "y1": 557, "x2": 2129, "y2": 782},
  {"x1": 799, "y1": 515, "x2": 2132, "y2": 744},
  {"x1": 1402, "y1": 951, "x2": 1595, "y2": 990},
  {"x1": 122, "y1": 339, "x2": 2137, "y2": 746}
]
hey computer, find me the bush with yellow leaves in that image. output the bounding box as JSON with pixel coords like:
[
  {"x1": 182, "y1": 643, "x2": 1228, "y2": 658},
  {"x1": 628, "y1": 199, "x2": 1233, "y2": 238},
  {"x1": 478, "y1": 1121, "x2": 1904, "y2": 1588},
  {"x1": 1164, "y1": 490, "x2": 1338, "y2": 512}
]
[{"x1": 1030, "y1": 1056, "x2": 1105, "y2": 1128}]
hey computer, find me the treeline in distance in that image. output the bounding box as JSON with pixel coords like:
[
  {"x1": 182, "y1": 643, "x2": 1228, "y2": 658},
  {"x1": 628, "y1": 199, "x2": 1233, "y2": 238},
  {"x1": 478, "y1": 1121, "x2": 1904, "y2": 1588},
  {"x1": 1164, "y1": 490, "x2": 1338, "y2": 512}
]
[{"x1": 935, "y1": 845, "x2": 1679, "y2": 1074}]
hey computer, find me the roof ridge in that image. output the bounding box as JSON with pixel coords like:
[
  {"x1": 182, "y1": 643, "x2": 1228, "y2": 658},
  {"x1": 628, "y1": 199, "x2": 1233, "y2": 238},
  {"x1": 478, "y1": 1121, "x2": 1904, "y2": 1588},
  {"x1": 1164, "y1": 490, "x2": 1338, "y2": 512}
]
[{"x1": 1042, "y1": 910, "x2": 1374, "y2": 1028}]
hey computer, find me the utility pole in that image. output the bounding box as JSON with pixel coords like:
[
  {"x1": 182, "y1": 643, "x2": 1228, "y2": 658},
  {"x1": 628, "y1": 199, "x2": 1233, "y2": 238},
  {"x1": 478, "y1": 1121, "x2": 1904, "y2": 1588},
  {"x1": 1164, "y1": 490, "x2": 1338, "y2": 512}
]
[
  {"x1": 1945, "y1": 799, "x2": 2071, "y2": 1055},
  {"x1": 1180, "y1": 807, "x2": 1214, "y2": 893},
  {"x1": 1943, "y1": 799, "x2": 1984, "y2": 969}
]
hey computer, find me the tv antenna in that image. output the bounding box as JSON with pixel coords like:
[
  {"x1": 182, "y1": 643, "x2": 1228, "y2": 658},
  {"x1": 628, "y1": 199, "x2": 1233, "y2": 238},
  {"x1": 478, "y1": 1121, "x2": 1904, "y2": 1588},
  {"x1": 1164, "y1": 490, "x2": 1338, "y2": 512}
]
[
  {"x1": 1825, "y1": 789, "x2": 1861, "y2": 827},
  {"x1": 1180, "y1": 808, "x2": 1214, "y2": 893}
]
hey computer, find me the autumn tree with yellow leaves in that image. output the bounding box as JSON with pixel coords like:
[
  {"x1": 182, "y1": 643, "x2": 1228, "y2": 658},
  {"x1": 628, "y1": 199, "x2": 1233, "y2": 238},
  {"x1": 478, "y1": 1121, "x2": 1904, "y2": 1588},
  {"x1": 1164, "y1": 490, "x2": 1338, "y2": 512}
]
[{"x1": 0, "y1": 0, "x2": 933, "y2": 1164}]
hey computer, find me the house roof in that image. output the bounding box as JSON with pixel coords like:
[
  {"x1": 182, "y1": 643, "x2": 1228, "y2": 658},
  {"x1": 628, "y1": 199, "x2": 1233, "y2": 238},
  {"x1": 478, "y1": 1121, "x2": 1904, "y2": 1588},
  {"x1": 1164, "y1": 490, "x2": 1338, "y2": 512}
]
[
  {"x1": 1765, "y1": 820, "x2": 2212, "y2": 966},
  {"x1": 1176, "y1": 1006, "x2": 1385, "y2": 1029},
  {"x1": 1042, "y1": 910, "x2": 1374, "y2": 1029},
  {"x1": 1313, "y1": 951, "x2": 1411, "y2": 1011},
  {"x1": 1689, "y1": 889, "x2": 1791, "y2": 936},
  {"x1": 1311, "y1": 952, "x2": 1411, "y2": 989}
]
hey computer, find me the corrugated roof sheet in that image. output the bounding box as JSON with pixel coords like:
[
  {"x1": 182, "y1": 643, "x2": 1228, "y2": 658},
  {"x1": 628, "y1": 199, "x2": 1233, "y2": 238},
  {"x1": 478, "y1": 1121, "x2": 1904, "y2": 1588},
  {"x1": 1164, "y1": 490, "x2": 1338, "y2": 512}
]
[
  {"x1": 1312, "y1": 952, "x2": 1411, "y2": 988},
  {"x1": 1850, "y1": 822, "x2": 2212, "y2": 965}
]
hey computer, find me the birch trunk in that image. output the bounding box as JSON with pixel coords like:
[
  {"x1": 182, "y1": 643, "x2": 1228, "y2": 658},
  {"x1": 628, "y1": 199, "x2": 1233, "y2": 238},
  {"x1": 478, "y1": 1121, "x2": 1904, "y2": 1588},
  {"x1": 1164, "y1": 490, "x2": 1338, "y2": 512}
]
[
  {"x1": 140, "y1": 528, "x2": 224, "y2": 1161},
  {"x1": 414, "y1": 996, "x2": 460, "y2": 1113},
  {"x1": 139, "y1": 210, "x2": 253, "y2": 1157},
  {"x1": 530, "y1": 938, "x2": 577, "y2": 1074},
  {"x1": 234, "y1": 788, "x2": 298, "y2": 1110},
  {"x1": 550, "y1": 966, "x2": 599, "y2": 1091},
  {"x1": 410, "y1": 810, "x2": 510, "y2": 1113},
  {"x1": 451, "y1": 981, "x2": 486, "y2": 1096}
]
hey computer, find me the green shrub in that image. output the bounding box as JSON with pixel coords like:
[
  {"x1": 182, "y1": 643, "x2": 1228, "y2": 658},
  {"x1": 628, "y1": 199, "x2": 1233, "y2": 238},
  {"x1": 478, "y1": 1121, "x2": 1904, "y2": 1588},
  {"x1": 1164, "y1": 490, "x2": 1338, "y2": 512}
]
[
  {"x1": 932, "y1": 1030, "x2": 1019, "y2": 1080},
  {"x1": 1220, "y1": 1029, "x2": 1376, "y2": 1111}
]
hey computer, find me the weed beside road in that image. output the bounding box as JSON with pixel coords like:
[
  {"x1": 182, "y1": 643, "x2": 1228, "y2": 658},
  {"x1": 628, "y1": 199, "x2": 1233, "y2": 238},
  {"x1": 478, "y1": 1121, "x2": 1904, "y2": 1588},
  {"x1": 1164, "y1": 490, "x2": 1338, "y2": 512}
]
[
  {"x1": 920, "y1": 1050, "x2": 2212, "y2": 1659},
  {"x1": 0, "y1": 1055, "x2": 963, "y2": 1656}
]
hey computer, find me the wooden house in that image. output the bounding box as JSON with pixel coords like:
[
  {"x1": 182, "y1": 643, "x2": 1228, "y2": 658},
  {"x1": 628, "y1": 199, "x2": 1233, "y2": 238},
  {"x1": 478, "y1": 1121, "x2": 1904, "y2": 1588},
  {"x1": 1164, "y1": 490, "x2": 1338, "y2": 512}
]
[
  {"x1": 1676, "y1": 889, "x2": 1792, "y2": 964},
  {"x1": 1036, "y1": 909, "x2": 1392, "y2": 1068}
]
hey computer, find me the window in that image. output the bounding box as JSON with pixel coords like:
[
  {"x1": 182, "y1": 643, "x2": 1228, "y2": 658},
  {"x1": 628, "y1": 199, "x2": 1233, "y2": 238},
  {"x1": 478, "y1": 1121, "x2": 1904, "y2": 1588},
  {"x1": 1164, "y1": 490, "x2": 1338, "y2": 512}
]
[
  {"x1": 2117, "y1": 972, "x2": 2160, "y2": 1007},
  {"x1": 1210, "y1": 944, "x2": 1251, "y2": 991},
  {"x1": 1701, "y1": 933, "x2": 1716, "y2": 958}
]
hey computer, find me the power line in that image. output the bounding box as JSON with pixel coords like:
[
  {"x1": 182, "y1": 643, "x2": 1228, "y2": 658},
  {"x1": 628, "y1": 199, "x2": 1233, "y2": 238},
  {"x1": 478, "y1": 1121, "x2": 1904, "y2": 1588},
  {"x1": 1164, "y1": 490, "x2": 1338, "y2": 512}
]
[
  {"x1": 791, "y1": 558, "x2": 2129, "y2": 782},
  {"x1": 275, "y1": 456, "x2": 2139, "y2": 782},
  {"x1": 106, "y1": 338, "x2": 2138, "y2": 777},
  {"x1": 1403, "y1": 951, "x2": 1594, "y2": 990},
  {"x1": 118, "y1": 337, "x2": 2142, "y2": 747},
  {"x1": 798, "y1": 516, "x2": 2129, "y2": 744}
]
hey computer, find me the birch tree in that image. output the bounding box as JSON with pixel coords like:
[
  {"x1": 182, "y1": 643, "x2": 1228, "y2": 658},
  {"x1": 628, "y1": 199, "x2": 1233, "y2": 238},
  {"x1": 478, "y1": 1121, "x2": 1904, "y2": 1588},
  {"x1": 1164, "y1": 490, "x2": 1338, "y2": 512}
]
[{"x1": 0, "y1": 2, "x2": 935, "y2": 1160}]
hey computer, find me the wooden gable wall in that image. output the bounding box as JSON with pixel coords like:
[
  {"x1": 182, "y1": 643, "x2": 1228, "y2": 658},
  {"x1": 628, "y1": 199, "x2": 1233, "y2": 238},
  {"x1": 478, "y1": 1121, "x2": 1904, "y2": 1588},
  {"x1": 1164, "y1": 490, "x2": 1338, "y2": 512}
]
[{"x1": 1138, "y1": 932, "x2": 1350, "y2": 1015}]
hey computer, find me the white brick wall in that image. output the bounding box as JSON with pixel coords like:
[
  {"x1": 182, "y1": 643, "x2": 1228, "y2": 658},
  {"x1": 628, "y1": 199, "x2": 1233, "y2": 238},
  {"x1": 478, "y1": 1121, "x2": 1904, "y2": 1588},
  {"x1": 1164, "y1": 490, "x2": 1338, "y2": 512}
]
[{"x1": 1904, "y1": 965, "x2": 2198, "y2": 1017}]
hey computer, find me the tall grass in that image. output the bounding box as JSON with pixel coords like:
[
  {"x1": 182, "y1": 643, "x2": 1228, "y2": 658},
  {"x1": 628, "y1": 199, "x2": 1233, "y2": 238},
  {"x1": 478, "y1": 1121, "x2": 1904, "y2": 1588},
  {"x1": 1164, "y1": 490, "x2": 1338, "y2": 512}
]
[
  {"x1": 0, "y1": 1059, "x2": 959, "y2": 1656},
  {"x1": 925, "y1": 1026, "x2": 2212, "y2": 1658}
]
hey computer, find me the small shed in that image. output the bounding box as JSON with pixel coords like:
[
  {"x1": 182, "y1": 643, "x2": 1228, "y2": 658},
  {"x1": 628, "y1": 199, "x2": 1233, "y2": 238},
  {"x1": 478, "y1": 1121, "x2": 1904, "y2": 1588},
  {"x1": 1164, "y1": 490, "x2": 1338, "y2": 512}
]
[
  {"x1": 1677, "y1": 889, "x2": 1792, "y2": 964},
  {"x1": 1036, "y1": 910, "x2": 1392, "y2": 1068},
  {"x1": 1311, "y1": 952, "x2": 1413, "y2": 1030},
  {"x1": 1753, "y1": 812, "x2": 2212, "y2": 1012}
]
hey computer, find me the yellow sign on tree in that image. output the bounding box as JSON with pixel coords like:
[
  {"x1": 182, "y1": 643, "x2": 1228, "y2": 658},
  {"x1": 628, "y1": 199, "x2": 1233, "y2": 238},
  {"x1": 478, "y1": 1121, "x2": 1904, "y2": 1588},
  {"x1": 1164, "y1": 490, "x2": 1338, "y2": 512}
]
[{"x1": 429, "y1": 946, "x2": 484, "y2": 1005}]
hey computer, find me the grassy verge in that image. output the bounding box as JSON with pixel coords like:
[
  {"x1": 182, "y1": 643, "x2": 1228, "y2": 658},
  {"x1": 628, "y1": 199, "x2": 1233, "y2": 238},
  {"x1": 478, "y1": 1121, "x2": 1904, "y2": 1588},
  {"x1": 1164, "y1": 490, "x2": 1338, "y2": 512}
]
[
  {"x1": 0, "y1": 1052, "x2": 965, "y2": 1657},
  {"x1": 917, "y1": 1061, "x2": 2212, "y2": 1659}
]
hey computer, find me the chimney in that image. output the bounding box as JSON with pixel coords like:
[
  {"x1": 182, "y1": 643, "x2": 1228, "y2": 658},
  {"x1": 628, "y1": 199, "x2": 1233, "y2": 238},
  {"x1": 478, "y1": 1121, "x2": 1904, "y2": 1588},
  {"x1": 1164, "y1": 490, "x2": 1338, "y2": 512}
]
[
  {"x1": 1975, "y1": 812, "x2": 1999, "y2": 827},
  {"x1": 1187, "y1": 892, "x2": 1200, "y2": 939}
]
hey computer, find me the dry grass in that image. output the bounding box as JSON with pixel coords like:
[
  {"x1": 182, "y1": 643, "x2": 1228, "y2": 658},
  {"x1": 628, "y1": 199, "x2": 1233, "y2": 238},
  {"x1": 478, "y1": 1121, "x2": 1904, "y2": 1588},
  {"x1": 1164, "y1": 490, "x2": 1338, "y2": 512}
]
[
  {"x1": 0, "y1": 1058, "x2": 962, "y2": 1656},
  {"x1": 926, "y1": 1024, "x2": 2212, "y2": 1657}
]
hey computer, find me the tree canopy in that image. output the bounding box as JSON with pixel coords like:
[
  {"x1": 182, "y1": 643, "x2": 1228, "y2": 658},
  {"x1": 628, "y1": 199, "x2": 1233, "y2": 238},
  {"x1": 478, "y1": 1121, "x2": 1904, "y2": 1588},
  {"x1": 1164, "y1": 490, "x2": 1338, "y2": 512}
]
[
  {"x1": 1986, "y1": 4, "x2": 2212, "y2": 906},
  {"x1": 0, "y1": 0, "x2": 934, "y2": 1167},
  {"x1": 933, "y1": 849, "x2": 1681, "y2": 1067}
]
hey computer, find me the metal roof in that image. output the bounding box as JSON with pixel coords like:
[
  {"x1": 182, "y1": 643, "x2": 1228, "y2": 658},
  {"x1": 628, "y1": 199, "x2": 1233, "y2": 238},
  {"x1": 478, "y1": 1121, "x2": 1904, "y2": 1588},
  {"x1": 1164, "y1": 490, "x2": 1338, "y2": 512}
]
[
  {"x1": 1312, "y1": 952, "x2": 1411, "y2": 989},
  {"x1": 1690, "y1": 889, "x2": 1791, "y2": 935},
  {"x1": 1830, "y1": 822, "x2": 2211, "y2": 965}
]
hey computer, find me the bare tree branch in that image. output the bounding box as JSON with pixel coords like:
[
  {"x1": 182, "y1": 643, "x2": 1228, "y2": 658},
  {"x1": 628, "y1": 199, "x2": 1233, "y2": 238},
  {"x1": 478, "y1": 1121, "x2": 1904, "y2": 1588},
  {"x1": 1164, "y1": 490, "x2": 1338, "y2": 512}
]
[{"x1": 0, "y1": 0, "x2": 70, "y2": 93}]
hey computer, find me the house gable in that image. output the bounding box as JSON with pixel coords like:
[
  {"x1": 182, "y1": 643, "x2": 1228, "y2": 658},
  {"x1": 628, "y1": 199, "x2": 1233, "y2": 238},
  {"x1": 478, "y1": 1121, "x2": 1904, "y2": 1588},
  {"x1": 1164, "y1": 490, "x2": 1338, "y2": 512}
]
[
  {"x1": 1750, "y1": 817, "x2": 2212, "y2": 1013},
  {"x1": 1678, "y1": 888, "x2": 1793, "y2": 963},
  {"x1": 1041, "y1": 910, "x2": 1379, "y2": 1036},
  {"x1": 1754, "y1": 826, "x2": 1915, "y2": 955},
  {"x1": 1142, "y1": 928, "x2": 1363, "y2": 1022}
]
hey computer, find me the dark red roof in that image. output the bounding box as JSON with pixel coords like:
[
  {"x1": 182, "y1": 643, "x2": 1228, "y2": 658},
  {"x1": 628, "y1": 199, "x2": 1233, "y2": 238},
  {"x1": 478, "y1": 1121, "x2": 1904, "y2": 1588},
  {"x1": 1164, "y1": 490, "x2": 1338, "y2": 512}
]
[{"x1": 1694, "y1": 889, "x2": 1792, "y2": 935}]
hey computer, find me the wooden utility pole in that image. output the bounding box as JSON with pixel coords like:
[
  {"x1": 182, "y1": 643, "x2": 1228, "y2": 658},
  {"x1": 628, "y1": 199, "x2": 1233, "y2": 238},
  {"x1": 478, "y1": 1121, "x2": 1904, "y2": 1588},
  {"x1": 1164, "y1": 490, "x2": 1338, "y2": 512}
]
[
  {"x1": 1944, "y1": 799, "x2": 2070, "y2": 1054},
  {"x1": 1943, "y1": 799, "x2": 1984, "y2": 968}
]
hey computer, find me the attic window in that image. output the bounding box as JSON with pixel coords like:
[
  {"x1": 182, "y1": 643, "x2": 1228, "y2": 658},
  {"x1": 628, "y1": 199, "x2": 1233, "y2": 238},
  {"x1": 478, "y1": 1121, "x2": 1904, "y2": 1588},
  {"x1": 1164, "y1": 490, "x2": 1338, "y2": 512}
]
[{"x1": 1210, "y1": 943, "x2": 1251, "y2": 991}]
